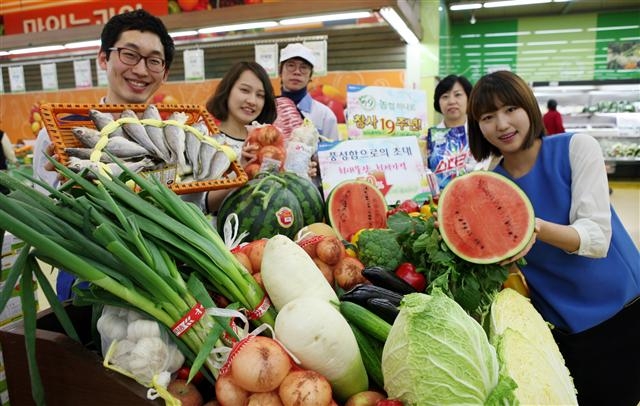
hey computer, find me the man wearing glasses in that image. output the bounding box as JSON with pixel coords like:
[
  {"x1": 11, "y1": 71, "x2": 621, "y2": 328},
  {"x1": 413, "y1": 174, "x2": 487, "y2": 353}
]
[
  {"x1": 278, "y1": 43, "x2": 339, "y2": 141},
  {"x1": 32, "y1": 9, "x2": 174, "y2": 300}
]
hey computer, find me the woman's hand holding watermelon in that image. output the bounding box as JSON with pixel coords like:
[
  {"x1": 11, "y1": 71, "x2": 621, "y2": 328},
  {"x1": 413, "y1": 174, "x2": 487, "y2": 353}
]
[{"x1": 499, "y1": 218, "x2": 541, "y2": 265}]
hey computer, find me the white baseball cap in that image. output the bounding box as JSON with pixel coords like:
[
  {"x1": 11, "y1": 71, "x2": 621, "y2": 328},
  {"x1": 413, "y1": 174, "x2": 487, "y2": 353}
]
[{"x1": 279, "y1": 43, "x2": 316, "y2": 67}]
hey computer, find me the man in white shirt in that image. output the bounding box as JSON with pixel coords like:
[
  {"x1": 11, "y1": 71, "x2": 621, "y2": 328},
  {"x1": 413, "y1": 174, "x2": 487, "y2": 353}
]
[
  {"x1": 278, "y1": 43, "x2": 339, "y2": 141},
  {"x1": 32, "y1": 9, "x2": 175, "y2": 300}
]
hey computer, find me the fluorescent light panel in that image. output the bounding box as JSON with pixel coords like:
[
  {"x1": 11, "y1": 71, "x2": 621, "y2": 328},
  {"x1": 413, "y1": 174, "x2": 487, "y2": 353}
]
[
  {"x1": 279, "y1": 11, "x2": 371, "y2": 25},
  {"x1": 450, "y1": 3, "x2": 482, "y2": 11},
  {"x1": 64, "y1": 40, "x2": 101, "y2": 49},
  {"x1": 9, "y1": 45, "x2": 65, "y2": 55},
  {"x1": 198, "y1": 21, "x2": 278, "y2": 34},
  {"x1": 379, "y1": 7, "x2": 419, "y2": 45},
  {"x1": 170, "y1": 30, "x2": 199, "y2": 38},
  {"x1": 484, "y1": 0, "x2": 551, "y2": 8}
]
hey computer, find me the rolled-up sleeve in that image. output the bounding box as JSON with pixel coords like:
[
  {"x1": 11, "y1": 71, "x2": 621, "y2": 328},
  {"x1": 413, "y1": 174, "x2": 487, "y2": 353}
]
[{"x1": 568, "y1": 133, "x2": 611, "y2": 257}]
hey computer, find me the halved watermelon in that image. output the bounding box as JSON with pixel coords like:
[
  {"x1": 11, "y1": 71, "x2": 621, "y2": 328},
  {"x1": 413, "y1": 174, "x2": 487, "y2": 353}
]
[
  {"x1": 437, "y1": 171, "x2": 535, "y2": 264},
  {"x1": 326, "y1": 180, "x2": 387, "y2": 241}
]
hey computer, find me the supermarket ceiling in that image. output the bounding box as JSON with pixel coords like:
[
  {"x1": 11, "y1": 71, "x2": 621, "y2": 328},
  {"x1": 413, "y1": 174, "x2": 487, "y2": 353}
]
[{"x1": 444, "y1": 0, "x2": 639, "y2": 23}]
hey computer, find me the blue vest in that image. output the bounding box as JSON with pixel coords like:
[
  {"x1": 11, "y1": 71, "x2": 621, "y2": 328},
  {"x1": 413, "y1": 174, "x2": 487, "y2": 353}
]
[{"x1": 495, "y1": 133, "x2": 640, "y2": 333}]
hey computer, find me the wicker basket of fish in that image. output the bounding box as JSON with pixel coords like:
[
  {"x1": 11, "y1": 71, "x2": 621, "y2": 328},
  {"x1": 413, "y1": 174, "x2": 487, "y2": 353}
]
[{"x1": 39, "y1": 103, "x2": 248, "y2": 194}]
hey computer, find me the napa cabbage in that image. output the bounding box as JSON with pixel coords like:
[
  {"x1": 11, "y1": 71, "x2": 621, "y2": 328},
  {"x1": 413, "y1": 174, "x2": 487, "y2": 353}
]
[
  {"x1": 490, "y1": 288, "x2": 578, "y2": 405},
  {"x1": 381, "y1": 290, "x2": 516, "y2": 406}
]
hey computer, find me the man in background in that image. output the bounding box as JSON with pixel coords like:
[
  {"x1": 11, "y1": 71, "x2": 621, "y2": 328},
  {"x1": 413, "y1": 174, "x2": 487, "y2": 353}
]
[
  {"x1": 543, "y1": 99, "x2": 565, "y2": 135},
  {"x1": 278, "y1": 43, "x2": 339, "y2": 141}
]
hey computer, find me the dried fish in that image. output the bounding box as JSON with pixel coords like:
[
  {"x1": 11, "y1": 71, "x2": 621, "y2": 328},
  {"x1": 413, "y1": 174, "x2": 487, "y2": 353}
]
[
  {"x1": 65, "y1": 147, "x2": 115, "y2": 162},
  {"x1": 120, "y1": 109, "x2": 165, "y2": 160},
  {"x1": 196, "y1": 142, "x2": 217, "y2": 180},
  {"x1": 208, "y1": 150, "x2": 231, "y2": 180},
  {"x1": 89, "y1": 109, "x2": 125, "y2": 138},
  {"x1": 164, "y1": 111, "x2": 190, "y2": 175},
  {"x1": 67, "y1": 156, "x2": 155, "y2": 179},
  {"x1": 71, "y1": 127, "x2": 150, "y2": 158},
  {"x1": 142, "y1": 104, "x2": 172, "y2": 163},
  {"x1": 184, "y1": 130, "x2": 202, "y2": 178}
]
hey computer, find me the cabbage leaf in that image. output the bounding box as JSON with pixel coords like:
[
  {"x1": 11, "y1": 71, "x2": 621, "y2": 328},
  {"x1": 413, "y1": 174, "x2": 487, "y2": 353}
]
[
  {"x1": 381, "y1": 290, "x2": 516, "y2": 405},
  {"x1": 490, "y1": 288, "x2": 578, "y2": 404}
]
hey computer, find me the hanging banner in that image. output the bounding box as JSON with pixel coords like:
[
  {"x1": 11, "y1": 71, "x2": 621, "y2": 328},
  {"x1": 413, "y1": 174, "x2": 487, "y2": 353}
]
[
  {"x1": 3, "y1": 1, "x2": 168, "y2": 35},
  {"x1": 255, "y1": 43, "x2": 279, "y2": 78},
  {"x1": 40, "y1": 63, "x2": 59, "y2": 91},
  {"x1": 183, "y1": 49, "x2": 205, "y2": 81},
  {"x1": 96, "y1": 59, "x2": 108, "y2": 87},
  {"x1": 346, "y1": 84, "x2": 427, "y2": 139},
  {"x1": 304, "y1": 40, "x2": 327, "y2": 77},
  {"x1": 317, "y1": 136, "x2": 432, "y2": 204},
  {"x1": 73, "y1": 59, "x2": 93, "y2": 88},
  {"x1": 8, "y1": 66, "x2": 26, "y2": 92}
]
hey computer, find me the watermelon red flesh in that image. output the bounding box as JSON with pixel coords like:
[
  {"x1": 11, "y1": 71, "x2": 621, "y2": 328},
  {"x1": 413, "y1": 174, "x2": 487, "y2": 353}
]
[
  {"x1": 437, "y1": 171, "x2": 535, "y2": 264},
  {"x1": 326, "y1": 180, "x2": 388, "y2": 241}
]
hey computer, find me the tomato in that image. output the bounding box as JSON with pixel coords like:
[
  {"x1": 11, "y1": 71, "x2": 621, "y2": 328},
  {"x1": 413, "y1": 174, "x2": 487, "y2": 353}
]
[
  {"x1": 397, "y1": 199, "x2": 420, "y2": 213},
  {"x1": 175, "y1": 366, "x2": 205, "y2": 384},
  {"x1": 395, "y1": 262, "x2": 427, "y2": 292}
]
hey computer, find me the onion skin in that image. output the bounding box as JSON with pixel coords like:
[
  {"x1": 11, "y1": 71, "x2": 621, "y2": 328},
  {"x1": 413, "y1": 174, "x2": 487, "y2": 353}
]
[
  {"x1": 246, "y1": 391, "x2": 284, "y2": 406},
  {"x1": 316, "y1": 236, "x2": 344, "y2": 266},
  {"x1": 230, "y1": 336, "x2": 292, "y2": 392},
  {"x1": 214, "y1": 374, "x2": 249, "y2": 406},
  {"x1": 279, "y1": 370, "x2": 333, "y2": 406}
]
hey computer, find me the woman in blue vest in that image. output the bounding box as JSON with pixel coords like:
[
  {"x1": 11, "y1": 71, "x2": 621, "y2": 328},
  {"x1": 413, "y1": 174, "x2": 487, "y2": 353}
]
[{"x1": 467, "y1": 70, "x2": 639, "y2": 406}]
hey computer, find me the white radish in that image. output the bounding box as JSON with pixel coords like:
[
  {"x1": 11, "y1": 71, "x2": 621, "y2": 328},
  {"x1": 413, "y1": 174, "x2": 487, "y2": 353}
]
[
  {"x1": 275, "y1": 297, "x2": 368, "y2": 402},
  {"x1": 261, "y1": 235, "x2": 338, "y2": 311}
]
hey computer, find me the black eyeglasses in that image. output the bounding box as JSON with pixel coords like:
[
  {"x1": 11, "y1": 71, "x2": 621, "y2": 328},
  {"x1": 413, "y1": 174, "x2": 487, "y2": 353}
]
[
  {"x1": 108, "y1": 47, "x2": 166, "y2": 73},
  {"x1": 283, "y1": 60, "x2": 311, "y2": 74}
]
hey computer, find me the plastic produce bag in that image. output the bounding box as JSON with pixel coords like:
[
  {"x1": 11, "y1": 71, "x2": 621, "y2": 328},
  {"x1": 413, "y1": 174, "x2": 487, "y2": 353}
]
[{"x1": 97, "y1": 305, "x2": 185, "y2": 386}]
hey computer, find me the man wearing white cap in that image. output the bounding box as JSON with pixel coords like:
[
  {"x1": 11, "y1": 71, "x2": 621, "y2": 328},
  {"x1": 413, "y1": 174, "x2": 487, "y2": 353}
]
[{"x1": 278, "y1": 43, "x2": 339, "y2": 140}]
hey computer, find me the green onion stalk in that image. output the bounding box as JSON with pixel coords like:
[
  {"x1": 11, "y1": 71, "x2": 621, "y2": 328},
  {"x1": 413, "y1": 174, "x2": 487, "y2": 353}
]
[
  {"x1": 0, "y1": 161, "x2": 277, "y2": 401},
  {"x1": 0, "y1": 178, "x2": 226, "y2": 375}
]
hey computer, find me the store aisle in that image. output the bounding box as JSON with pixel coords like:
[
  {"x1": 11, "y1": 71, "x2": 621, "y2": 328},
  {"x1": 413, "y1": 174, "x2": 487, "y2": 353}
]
[{"x1": 610, "y1": 182, "x2": 640, "y2": 248}]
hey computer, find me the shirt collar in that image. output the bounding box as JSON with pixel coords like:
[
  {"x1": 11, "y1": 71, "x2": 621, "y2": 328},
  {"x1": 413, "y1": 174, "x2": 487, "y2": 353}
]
[{"x1": 297, "y1": 93, "x2": 313, "y2": 113}]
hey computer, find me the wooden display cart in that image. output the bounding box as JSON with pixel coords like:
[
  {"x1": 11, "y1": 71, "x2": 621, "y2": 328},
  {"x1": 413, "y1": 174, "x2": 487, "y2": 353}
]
[{"x1": 0, "y1": 304, "x2": 162, "y2": 405}]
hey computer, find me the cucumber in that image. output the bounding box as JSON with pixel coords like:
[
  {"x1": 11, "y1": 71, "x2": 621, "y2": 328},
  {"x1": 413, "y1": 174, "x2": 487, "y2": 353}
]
[
  {"x1": 349, "y1": 323, "x2": 385, "y2": 390},
  {"x1": 339, "y1": 300, "x2": 392, "y2": 342}
]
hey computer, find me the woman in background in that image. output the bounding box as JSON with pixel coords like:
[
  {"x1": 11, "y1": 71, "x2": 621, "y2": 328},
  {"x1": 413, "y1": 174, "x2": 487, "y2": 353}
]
[
  {"x1": 467, "y1": 70, "x2": 639, "y2": 406},
  {"x1": 202, "y1": 61, "x2": 277, "y2": 214},
  {"x1": 433, "y1": 74, "x2": 472, "y2": 129},
  {"x1": 432, "y1": 74, "x2": 488, "y2": 172}
]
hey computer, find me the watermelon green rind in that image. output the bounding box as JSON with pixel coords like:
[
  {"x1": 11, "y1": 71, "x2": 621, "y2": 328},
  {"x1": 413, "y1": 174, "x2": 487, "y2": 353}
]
[
  {"x1": 437, "y1": 171, "x2": 535, "y2": 265},
  {"x1": 217, "y1": 174, "x2": 306, "y2": 240},
  {"x1": 279, "y1": 171, "x2": 325, "y2": 224},
  {"x1": 326, "y1": 179, "x2": 388, "y2": 241}
]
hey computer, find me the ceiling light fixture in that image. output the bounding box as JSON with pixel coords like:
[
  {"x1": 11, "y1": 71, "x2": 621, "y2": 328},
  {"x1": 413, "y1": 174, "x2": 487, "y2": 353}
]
[
  {"x1": 9, "y1": 45, "x2": 66, "y2": 55},
  {"x1": 64, "y1": 40, "x2": 101, "y2": 49},
  {"x1": 450, "y1": 3, "x2": 482, "y2": 11},
  {"x1": 279, "y1": 11, "x2": 372, "y2": 25},
  {"x1": 470, "y1": 13, "x2": 477, "y2": 24},
  {"x1": 379, "y1": 7, "x2": 420, "y2": 45},
  {"x1": 198, "y1": 21, "x2": 278, "y2": 34},
  {"x1": 484, "y1": 0, "x2": 551, "y2": 8},
  {"x1": 170, "y1": 30, "x2": 199, "y2": 38}
]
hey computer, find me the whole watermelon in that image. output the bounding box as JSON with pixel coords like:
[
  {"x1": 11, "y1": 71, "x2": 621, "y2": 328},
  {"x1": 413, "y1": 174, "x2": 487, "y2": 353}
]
[{"x1": 217, "y1": 171, "x2": 324, "y2": 241}]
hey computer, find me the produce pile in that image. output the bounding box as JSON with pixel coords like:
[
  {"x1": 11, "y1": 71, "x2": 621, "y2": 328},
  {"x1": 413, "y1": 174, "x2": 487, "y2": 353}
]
[{"x1": 0, "y1": 161, "x2": 578, "y2": 405}]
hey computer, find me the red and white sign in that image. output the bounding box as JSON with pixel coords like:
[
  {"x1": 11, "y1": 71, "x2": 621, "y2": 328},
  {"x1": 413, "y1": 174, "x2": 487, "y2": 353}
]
[{"x1": 2, "y1": 1, "x2": 168, "y2": 35}]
